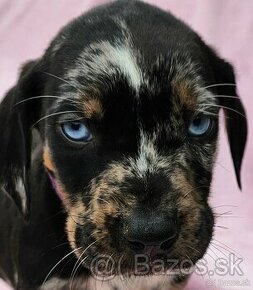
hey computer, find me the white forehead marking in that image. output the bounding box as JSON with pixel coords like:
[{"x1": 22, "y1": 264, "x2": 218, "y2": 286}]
[
  {"x1": 90, "y1": 41, "x2": 142, "y2": 90},
  {"x1": 65, "y1": 40, "x2": 143, "y2": 93},
  {"x1": 111, "y1": 44, "x2": 143, "y2": 90}
]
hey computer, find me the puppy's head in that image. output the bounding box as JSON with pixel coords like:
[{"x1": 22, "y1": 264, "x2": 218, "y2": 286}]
[{"x1": 0, "y1": 1, "x2": 247, "y2": 275}]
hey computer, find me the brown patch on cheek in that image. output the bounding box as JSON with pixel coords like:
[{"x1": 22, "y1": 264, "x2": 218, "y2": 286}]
[
  {"x1": 171, "y1": 169, "x2": 207, "y2": 259},
  {"x1": 89, "y1": 163, "x2": 135, "y2": 242},
  {"x1": 66, "y1": 215, "x2": 77, "y2": 250},
  {"x1": 66, "y1": 201, "x2": 86, "y2": 251},
  {"x1": 43, "y1": 146, "x2": 56, "y2": 173},
  {"x1": 43, "y1": 146, "x2": 72, "y2": 209},
  {"x1": 108, "y1": 163, "x2": 130, "y2": 182},
  {"x1": 171, "y1": 169, "x2": 203, "y2": 216},
  {"x1": 83, "y1": 97, "x2": 104, "y2": 119},
  {"x1": 91, "y1": 198, "x2": 122, "y2": 252},
  {"x1": 92, "y1": 162, "x2": 132, "y2": 208},
  {"x1": 171, "y1": 169, "x2": 196, "y2": 203},
  {"x1": 91, "y1": 181, "x2": 119, "y2": 237}
]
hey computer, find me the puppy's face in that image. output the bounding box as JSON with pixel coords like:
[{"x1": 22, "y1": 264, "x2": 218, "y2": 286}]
[
  {"x1": 43, "y1": 25, "x2": 218, "y2": 273},
  {"x1": 45, "y1": 58, "x2": 217, "y2": 268},
  {"x1": 0, "y1": 1, "x2": 247, "y2": 277}
]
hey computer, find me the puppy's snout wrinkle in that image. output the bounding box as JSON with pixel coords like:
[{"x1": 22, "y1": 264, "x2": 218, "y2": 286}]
[{"x1": 124, "y1": 210, "x2": 178, "y2": 255}]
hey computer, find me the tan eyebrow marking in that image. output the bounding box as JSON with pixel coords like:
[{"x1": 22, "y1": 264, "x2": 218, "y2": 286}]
[
  {"x1": 83, "y1": 97, "x2": 104, "y2": 119},
  {"x1": 172, "y1": 80, "x2": 198, "y2": 109}
]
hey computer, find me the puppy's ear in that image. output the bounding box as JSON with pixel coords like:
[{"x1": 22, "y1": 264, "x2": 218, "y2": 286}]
[
  {"x1": 211, "y1": 57, "x2": 247, "y2": 189},
  {"x1": 0, "y1": 60, "x2": 44, "y2": 218}
]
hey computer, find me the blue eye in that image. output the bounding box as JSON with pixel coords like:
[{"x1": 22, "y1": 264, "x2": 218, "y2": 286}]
[
  {"x1": 188, "y1": 116, "x2": 211, "y2": 136},
  {"x1": 61, "y1": 122, "x2": 92, "y2": 142}
]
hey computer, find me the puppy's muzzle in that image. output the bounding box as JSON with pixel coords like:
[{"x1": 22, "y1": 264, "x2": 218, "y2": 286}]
[{"x1": 123, "y1": 209, "x2": 178, "y2": 258}]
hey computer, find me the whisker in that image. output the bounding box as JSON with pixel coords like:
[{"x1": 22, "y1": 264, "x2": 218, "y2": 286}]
[
  {"x1": 212, "y1": 239, "x2": 242, "y2": 257},
  {"x1": 210, "y1": 242, "x2": 242, "y2": 260},
  {"x1": 216, "y1": 215, "x2": 242, "y2": 219},
  {"x1": 195, "y1": 109, "x2": 232, "y2": 120},
  {"x1": 207, "y1": 246, "x2": 219, "y2": 259},
  {"x1": 70, "y1": 240, "x2": 98, "y2": 289},
  {"x1": 199, "y1": 103, "x2": 246, "y2": 118},
  {"x1": 182, "y1": 249, "x2": 205, "y2": 280},
  {"x1": 186, "y1": 244, "x2": 216, "y2": 264},
  {"x1": 39, "y1": 238, "x2": 77, "y2": 258},
  {"x1": 43, "y1": 209, "x2": 65, "y2": 222},
  {"x1": 209, "y1": 243, "x2": 228, "y2": 259},
  {"x1": 184, "y1": 252, "x2": 196, "y2": 271},
  {"x1": 203, "y1": 83, "x2": 236, "y2": 90},
  {"x1": 55, "y1": 117, "x2": 85, "y2": 124},
  {"x1": 31, "y1": 110, "x2": 84, "y2": 127},
  {"x1": 186, "y1": 244, "x2": 201, "y2": 254},
  {"x1": 180, "y1": 251, "x2": 205, "y2": 281},
  {"x1": 214, "y1": 210, "x2": 233, "y2": 216},
  {"x1": 214, "y1": 94, "x2": 238, "y2": 99},
  {"x1": 42, "y1": 72, "x2": 85, "y2": 95},
  {"x1": 215, "y1": 225, "x2": 229, "y2": 230},
  {"x1": 42, "y1": 247, "x2": 82, "y2": 287},
  {"x1": 194, "y1": 262, "x2": 205, "y2": 280},
  {"x1": 71, "y1": 256, "x2": 89, "y2": 290},
  {"x1": 195, "y1": 109, "x2": 220, "y2": 118},
  {"x1": 212, "y1": 204, "x2": 237, "y2": 209},
  {"x1": 50, "y1": 241, "x2": 76, "y2": 250},
  {"x1": 14, "y1": 95, "x2": 80, "y2": 107},
  {"x1": 215, "y1": 161, "x2": 231, "y2": 172},
  {"x1": 70, "y1": 250, "x2": 86, "y2": 289}
]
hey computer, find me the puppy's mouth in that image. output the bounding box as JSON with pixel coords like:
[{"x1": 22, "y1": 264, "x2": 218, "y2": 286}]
[{"x1": 72, "y1": 234, "x2": 200, "y2": 279}]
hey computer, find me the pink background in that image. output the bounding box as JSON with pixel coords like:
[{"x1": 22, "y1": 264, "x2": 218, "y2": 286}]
[{"x1": 0, "y1": 0, "x2": 252, "y2": 289}]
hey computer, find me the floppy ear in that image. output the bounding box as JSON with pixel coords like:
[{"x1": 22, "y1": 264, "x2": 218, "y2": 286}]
[
  {"x1": 0, "y1": 60, "x2": 44, "y2": 218},
  {"x1": 211, "y1": 58, "x2": 247, "y2": 189}
]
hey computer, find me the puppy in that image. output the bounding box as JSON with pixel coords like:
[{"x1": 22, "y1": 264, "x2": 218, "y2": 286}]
[{"x1": 0, "y1": 1, "x2": 247, "y2": 289}]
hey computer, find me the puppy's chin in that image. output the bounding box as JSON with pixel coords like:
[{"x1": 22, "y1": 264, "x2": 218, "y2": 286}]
[{"x1": 70, "y1": 244, "x2": 198, "y2": 279}]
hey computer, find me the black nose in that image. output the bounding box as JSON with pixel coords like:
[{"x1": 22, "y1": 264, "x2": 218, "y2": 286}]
[{"x1": 124, "y1": 210, "x2": 177, "y2": 255}]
